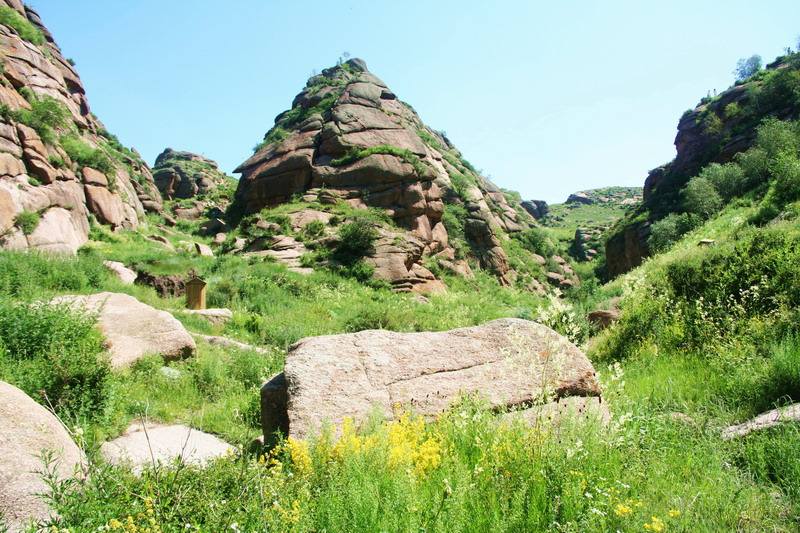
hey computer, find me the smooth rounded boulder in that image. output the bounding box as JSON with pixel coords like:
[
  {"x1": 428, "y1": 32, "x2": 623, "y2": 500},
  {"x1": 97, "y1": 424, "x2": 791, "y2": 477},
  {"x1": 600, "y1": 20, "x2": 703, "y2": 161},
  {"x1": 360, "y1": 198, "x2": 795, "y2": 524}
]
[
  {"x1": 262, "y1": 318, "x2": 603, "y2": 440},
  {"x1": 0, "y1": 381, "x2": 84, "y2": 532},
  {"x1": 52, "y1": 292, "x2": 196, "y2": 368}
]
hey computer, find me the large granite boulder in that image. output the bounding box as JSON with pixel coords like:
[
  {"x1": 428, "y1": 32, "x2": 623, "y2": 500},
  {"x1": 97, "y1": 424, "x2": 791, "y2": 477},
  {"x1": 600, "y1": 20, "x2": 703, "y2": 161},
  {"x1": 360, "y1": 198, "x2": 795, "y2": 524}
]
[
  {"x1": 0, "y1": 5, "x2": 162, "y2": 255},
  {"x1": 262, "y1": 318, "x2": 603, "y2": 440},
  {"x1": 52, "y1": 292, "x2": 195, "y2": 368},
  {"x1": 0, "y1": 381, "x2": 84, "y2": 532}
]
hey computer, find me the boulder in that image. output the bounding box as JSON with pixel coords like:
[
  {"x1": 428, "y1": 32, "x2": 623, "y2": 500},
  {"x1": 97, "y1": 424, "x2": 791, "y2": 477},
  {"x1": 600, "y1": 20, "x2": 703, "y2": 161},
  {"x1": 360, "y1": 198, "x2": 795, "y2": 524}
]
[
  {"x1": 521, "y1": 199, "x2": 549, "y2": 220},
  {"x1": 103, "y1": 260, "x2": 137, "y2": 285},
  {"x1": 134, "y1": 271, "x2": 185, "y2": 298},
  {"x1": 721, "y1": 404, "x2": 800, "y2": 440},
  {"x1": 587, "y1": 309, "x2": 621, "y2": 330},
  {"x1": 101, "y1": 422, "x2": 234, "y2": 472},
  {"x1": 194, "y1": 242, "x2": 214, "y2": 257},
  {"x1": 566, "y1": 192, "x2": 593, "y2": 205},
  {"x1": 183, "y1": 308, "x2": 233, "y2": 326},
  {"x1": 0, "y1": 381, "x2": 84, "y2": 532},
  {"x1": 52, "y1": 292, "x2": 195, "y2": 368},
  {"x1": 262, "y1": 318, "x2": 602, "y2": 440}
]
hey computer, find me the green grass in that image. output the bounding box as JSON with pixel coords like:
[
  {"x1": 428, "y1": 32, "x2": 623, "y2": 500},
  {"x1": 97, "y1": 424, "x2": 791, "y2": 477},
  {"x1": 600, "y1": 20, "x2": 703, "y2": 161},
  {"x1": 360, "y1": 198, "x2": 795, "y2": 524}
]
[
  {"x1": 0, "y1": 6, "x2": 45, "y2": 45},
  {"x1": 1, "y1": 186, "x2": 799, "y2": 529},
  {"x1": 15, "y1": 210, "x2": 40, "y2": 235},
  {"x1": 330, "y1": 144, "x2": 429, "y2": 176}
]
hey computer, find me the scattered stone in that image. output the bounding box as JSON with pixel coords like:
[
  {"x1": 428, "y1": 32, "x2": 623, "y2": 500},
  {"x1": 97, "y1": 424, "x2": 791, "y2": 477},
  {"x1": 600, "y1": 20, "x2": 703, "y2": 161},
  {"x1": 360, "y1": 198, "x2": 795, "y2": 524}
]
[
  {"x1": 52, "y1": 292, "x2": 196, "y2": 368},
  {"x1": 192, "y1": 333, "x2": 271, "y2": 354},
  {"x1": 101, "y1": 422, "x2": 234, "y2": 472},
  {"x1": 721, "y1": 404, "x2": 800, "y2": 440},
  {"x1": 159, "y1": 366, "x2": 182, "y2": 380},
  {"x1": 698, "y1": 239, "x2": 716, "y2": 247},
  {"x1": 262, "y1": 318, "x2": 602, "y2": 440},
  {"x1": 103, "y1": 260, "x2": 137, "y2": 285},
  {"x1": 587, "y1": 309, "x2": 621, "y2": 330},
  {"x1": 183, "y1": 308, "x2": 233, "y2": 326},
  {"x1": 148, "y1": 234, "x2": 175, "y2": 251},
  {"x1": 194, "y1": 242, "x2": 214, "y2": 257},
  {"x1": 213, "y1": 232, "x2": 226, "y2": 245},
  {"x1": 0, "y1": 381, "x2": 84, "y2": 532}
]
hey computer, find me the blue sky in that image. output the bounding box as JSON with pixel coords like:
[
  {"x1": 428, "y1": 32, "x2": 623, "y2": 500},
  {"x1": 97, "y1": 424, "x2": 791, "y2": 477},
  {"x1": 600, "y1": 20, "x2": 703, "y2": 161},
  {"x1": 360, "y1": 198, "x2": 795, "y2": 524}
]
[{"x1": 32, "y1": 0, "x2": 800, "y2": 203}]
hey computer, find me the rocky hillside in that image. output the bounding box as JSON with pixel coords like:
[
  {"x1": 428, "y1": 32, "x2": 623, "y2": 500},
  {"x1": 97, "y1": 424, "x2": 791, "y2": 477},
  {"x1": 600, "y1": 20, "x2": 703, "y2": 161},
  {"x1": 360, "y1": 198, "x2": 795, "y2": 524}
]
[
  {"x1": 606, "y1": 52, "x2": 800, "y2": 276},
  {"x1": 539, "y1": 187, "x2": 641, "y2": 262},
  {"x1": 228, "y1": 58, "x2": 566, "y2": 292},
  {"x1": 0, "y1": 1, "x2": 162, "y2": 254}
]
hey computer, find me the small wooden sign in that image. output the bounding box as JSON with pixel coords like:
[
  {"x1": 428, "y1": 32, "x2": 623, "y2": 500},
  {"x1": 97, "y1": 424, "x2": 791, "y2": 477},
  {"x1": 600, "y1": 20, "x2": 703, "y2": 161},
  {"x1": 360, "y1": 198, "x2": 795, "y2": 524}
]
[{"x1": 186, "y1": 274, "x2": 207, "y2": 310}]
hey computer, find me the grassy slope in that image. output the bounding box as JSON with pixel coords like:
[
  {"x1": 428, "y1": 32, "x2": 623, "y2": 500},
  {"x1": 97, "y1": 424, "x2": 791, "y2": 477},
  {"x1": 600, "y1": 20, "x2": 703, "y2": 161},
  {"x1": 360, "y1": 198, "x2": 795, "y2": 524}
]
[
  {"x1": 0, "y1": 202, "x2": 796, "y2": 530},
  {"x1": 543, "y1": 187, "x2": 640, "y2": 245}
]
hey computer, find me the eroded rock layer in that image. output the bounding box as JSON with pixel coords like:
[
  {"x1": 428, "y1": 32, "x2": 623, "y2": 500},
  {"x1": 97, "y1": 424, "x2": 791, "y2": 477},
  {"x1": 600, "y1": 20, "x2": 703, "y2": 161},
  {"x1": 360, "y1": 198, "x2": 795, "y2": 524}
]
[
  {"x1": 232, "y1": 58, "x2": 537, "y2": 287},
  {"x1": 0, "y1": 2, "x2": 162, "y2": 254}
]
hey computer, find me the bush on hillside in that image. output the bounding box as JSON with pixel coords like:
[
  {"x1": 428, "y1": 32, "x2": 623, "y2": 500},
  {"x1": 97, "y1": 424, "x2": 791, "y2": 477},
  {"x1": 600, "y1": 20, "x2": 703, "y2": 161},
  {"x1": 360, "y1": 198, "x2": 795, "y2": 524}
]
[
  {"x1": 734, "y1": 55, "x2": 762, "y2": 82},
  {"x1": 681, "y1": 176, "x2": 722, "y2": 219},
  {"x1": 15, "y1": 210, "x2": 40, "y2": 235},
  {"x1": 60, "y1": 135, "x2": 115, "y2": 175},
  {"x1": 334, "y1": 218, "x2": 378, "y2": 263},
  {"x1": 0, "y1": 6, "x2": 45, "y2": 45},
  {"x1": 0, "y1": 300, "x2": 111, "y2": 420},
  {"x1": 647, "y1": 213, "x2": 701, "y2": 253}
]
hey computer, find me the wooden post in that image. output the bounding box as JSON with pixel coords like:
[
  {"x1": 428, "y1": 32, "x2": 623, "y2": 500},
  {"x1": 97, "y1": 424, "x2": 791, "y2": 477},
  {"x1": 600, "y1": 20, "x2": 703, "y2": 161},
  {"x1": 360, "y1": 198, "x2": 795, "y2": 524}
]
[{"x1": 186, "y1": 275, "x2": 207, "y2": 310}]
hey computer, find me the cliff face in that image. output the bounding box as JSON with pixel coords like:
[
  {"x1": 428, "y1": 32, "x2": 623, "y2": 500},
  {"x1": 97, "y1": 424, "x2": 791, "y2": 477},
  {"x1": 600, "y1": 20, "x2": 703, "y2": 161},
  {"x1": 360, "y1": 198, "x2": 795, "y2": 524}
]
[
  {"x1": 231, "y1": 59, "x2": 537, "y2": 288},
  {"x1": 0, "y1": 1, "x2": 162, "y2": 254},
  {"x1": 605, "y1": 54, "x2": 800, "y2": 277}
]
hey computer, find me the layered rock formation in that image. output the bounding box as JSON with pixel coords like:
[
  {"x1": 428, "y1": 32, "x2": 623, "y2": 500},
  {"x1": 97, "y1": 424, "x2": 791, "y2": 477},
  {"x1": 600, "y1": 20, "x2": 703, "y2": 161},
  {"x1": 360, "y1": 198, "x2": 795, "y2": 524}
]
[
  {"x1": 0, "y1": 1, "x2": 162, "y2": 254},
  {"x1": 231, "y1": 58, "x2": 537, "y2": 288},
  {"x1": 261, "y1": 318, "x2": 602, "y2": 440},
  {"x1": 521, "y1": 199, "x2": 548, "y2": 219},
  {"x1": 152, "y1": 148, "x2": 234, "y2": 202}
]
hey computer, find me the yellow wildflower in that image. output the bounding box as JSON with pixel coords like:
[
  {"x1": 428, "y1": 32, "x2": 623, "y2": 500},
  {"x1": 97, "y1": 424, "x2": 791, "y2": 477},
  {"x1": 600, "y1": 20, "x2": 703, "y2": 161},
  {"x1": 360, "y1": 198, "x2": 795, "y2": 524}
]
[
  {"x1": 286, "y1": 437, "x2": 313, "y2": 476},
  {"x1": 668, "y1": 509, "x2": 681, "y2": 518},
  {"x1": 644, "y1": 515, "x2": 665, "y2": 532},
  {"x1": 614, "y1": 503, "x2": 633, "y2": 517},
  {"x1": 108, "y1": 519, "x2": 123, "y2": 530}
]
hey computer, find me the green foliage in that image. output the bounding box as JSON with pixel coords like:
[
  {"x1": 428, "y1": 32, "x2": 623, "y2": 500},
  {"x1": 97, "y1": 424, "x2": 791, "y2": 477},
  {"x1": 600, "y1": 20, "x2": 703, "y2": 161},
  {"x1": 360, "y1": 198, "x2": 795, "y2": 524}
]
[
  {"x1": 14, "y1": 210, "x2": 40, "y2": 236},
  {"x1": 0, "y1": 250, "x2": 109, "y2": 299},
  {"x1": 331, "y1": 144, "x2": 428, "y2": 176},
  {"x1": 513, "y1": 227, "x2": 555, "y2": 257},
  {"x1": 681, "y1": 176, "x2": 722, "y2": 218},
  {"x1": 441, "y1": 204, "x2": 469, "y2": 259},
  {"x1": 334, "y1": 218, "x2": 378, "y2": 262},
  {"x1": 302, "y1": 219, "x2": 325, "y2": 239},
  {"x1": 0, "y1": 300, "x2": 110, "y2": 420},
  {"x1": 60, "y1": 134, "x2": 115, "y2": 175},
  {"x1": 647, "y1": 212, "x2": 701, "y2": 253},
  {"x1": 0, "y1": 94, "x2": 70, "y2": 145},
  {"x1": 416, "y1": 128, "x2": 444, "y2": 151},
  {"x1": 0, "y1": 6, "x2": 45, "y2": 45},
  {"x1": 254, "y1": 126, "x2": 289, "y2": 153}
]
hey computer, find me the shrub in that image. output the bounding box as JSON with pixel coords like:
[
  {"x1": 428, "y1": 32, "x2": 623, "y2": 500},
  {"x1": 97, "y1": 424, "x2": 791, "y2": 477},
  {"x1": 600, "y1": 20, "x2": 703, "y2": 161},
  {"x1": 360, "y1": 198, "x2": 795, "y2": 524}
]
[
  {"x1": 513, "y1": 227, "x2": 555, "y2": 257},
  {"x1": 303, "y1": 219, "x2": 325, "y2": 239},
  {"x1": 60, "y1": 135, "x2": 115, "y2": 175},
  {"x1": 681, "y1": 176, "x2": 722, "y2": 218},
  {"x1": 770, "y1": 153, "x2": 800, "y2": 206},
  {"x1": 335, "y1": 218, "x2": 378, "y2": 262},
  {"x1": 0, "y1": 6, "x2": 45, "y2": 45},
  {"x1": 0, "y1": 300, "x2": 110, "y2": 420},
  {"x1": 700, "y1": 162, "x2": 748, "y2": 201},
  {"x1": 648, "y1": 212, "x2": 701, "y2": 253},
  {"x1": 15, "y1": 210, "x2": 40, "y2": 235},
  {"x1": 754, "y1": 118, "x2": 800, "y2": 159},
  {"x1": 0, "y1": 95, "x2": 70, "y2": 145}
]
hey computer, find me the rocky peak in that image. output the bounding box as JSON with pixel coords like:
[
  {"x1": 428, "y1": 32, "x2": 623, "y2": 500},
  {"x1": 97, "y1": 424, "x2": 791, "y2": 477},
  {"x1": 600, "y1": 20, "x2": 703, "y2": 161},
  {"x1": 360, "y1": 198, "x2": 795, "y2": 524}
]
[
  {"x1": 152, "y1": 147, "x2": 233, "y2": 202},
  {"x1": 0, "y1": 1, "x2": 162, "y2": 254},
  {"x1": 230, "y1": 58, "x2": 540, "y2": 290}
]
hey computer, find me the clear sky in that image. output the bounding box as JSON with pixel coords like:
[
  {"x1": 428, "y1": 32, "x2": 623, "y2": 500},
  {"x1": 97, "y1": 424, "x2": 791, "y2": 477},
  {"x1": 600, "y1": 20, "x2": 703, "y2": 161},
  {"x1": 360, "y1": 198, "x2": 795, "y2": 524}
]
[{"x1": 31, "y1": 0, "x2": 800, "y2": 203}]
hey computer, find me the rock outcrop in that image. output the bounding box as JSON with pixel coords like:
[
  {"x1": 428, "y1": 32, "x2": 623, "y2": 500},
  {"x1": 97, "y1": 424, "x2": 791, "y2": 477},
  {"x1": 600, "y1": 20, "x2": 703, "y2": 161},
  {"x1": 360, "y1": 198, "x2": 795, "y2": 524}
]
[
  {"x1": 230, "y1": 58, "x2": 537, "y2": 289},
  {"x1": 721, "y1": 403, "x2": 800, "y2": 440},
  {"x1": 261, "y1": 318, "x2": 602, "y2": 440},
  {"x1": 0, "y1": 2, "x2": 162, "y2": 254},
  {"x1": 152, "y1": 148, "x2": 234, "y2": 204},
  {"x1": 521, "y1": 199, "x2": 548, "y2": 220},
  {"x1": 101, "y1": 422, "x2": 234, "y2": 472},
  {"x1": 52, "y1": 292, "x2": 195, "y2": 368},
  {"x1": 0, "y1": 380, "x2": 84, "y2": 532},
  {"x1": 606, "y1": 54, "x2": 800, "y2": 276}
]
